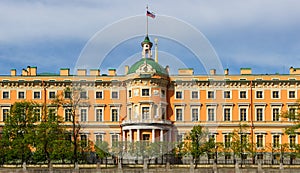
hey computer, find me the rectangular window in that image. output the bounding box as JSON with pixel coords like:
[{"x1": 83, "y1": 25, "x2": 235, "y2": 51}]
[
  {"x1": 80, "y1": 91, "x2": 87, "y2": 99},
  {"x1": 142, "y1": 107, "x2": 150, "y2": 120},
  {"x1": 34, "y1": 108, "x2": 41, "y2": 121},
  {"x1": 241, "y1": 134, "x2": 247, "y2": 146},
  {"x1": 208, "y1": 108, "x2": 215, "y2": 121},
  {"x1": 80, "y1": 108, "x2": 87, "y2": 122},
  {"x1": 273, "y1": 135, "x2": 280, "y2": 148},
  {"x1": 256, "y1": 91, "x2": 263, "y2": 99},
  {"x1": 272, "y1": 91, "x2": 280, "y2": 99},
  {"x1": 95, "y1": 134, "x2": 103, "y2": 146},
  {"x1": 290, "y1": 135, "x2": 296, "y2": 148},
  {"x1": 208, "y1": 134, "x2": 216, "y2": 143},
  {"x1": 272, "y1": 108, "x2": 280, "y2": 121},
  {"x1": 48, "y1": 108, "x2": 57, "y2": 117},
  {"x1": 176, "y1": 108, "x2": 183, "y2": 121},
  {"x1": 224, "y1": 108, "x2": 231, "y2": 121},
  {"x1": 239, "y1": 91, "x2": 247, "y2": 99},
  {"x1": 161, "y1": 107, "x2": 166, "y2": 120},
  {"x1": 18, "y1": 91, "x2": 25, "y2": 99},
  {"x1": 224, "y1": 91, "x2": 231, "y2": 99},
  {"x1": 142, "y1": 89, "x2": 150, "y2": 96},
  {"x1": 80, "y1": 134, "x2": 88, "y2": 147},
  {"x1": 111, "y1": 91, "x2": 118, "y2": 99},
  {"x1": 240, "y1": 108, "x2": 247, "y2": 121},
  {"x1": 65, "y1": 109, "x2": 72, "y2": 122},
  {"x1": 65, "y1": 91, "x2": 72, "y2": 99},
  {"x1": 191, "y1": 108, "x2": 199, "y2": 121},
  {"x1": 177, "y1": 134, "x2": 184, "y2": 142},
  {"x1": 33, "y1": 91, "x2": 41, "y2": 99},
  {"x1": 256, "y1": 108, "x2": 263, "y2": 121},
  {"x1": 49, "y1": 91, "x2": 56, "y2": 99},
  {"x1": 207, "y1": 91, "x2": 215, "y2": 99},
  {"x1": 2, "y1": 108, "x2": 9, "y2": 122},
  {"x1": 288, "y1": 91, "x2": 296, "y2": 99},
  {"x1": 257, "y1": 135, "x2": 263, "y2": 148},
  {"x1": 175, "y1": 91, "x2": 183, "y2": 99},
  {"x1": 95, "y1": 109, "x2": 103, "y2": 122},
  {"x1": 95, "y1": 91, "x2": 103, "y2": 99},
  {"x1": 289, "y1": 108, "x2": 296, "y2": 121},
  {"x1": 128, "y1": 90, "x2": 132, "y2": 98},
  {"x1": 111, "y1": 134, "x2": 119, "y2": 147},
  {"x1": 2, "y1": 91, "x2": 9, "y2": 99},
  {"x1": 111, "y1": 108, "x2": 119, "y2": 122},
  {"x1": 191, "y1": 91, "x2": 199, "y2": 99},
  {"x1": 224, "y1": 134, "x2": 231, "y2": 148},
  {"x1": 161, "y1": 90, "x2": 166, "y2": 97},
  {"x1": 128, "y1": 107, "x2": 132, "y2": 120}
]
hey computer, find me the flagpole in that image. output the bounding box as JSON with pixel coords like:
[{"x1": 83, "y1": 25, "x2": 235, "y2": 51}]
[{"x1": 146, "y1": 5, "x2": 148, "y2": 36}]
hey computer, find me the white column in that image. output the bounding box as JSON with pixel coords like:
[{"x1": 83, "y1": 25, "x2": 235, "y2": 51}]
[
  {"x1": 122, "y1": 130, "x2": 126, "y2": 141},
  {"x1": 168, "y1": 129, "x2": 172, "y2": 142},
  {"x1": 129, "y1": 129, "x2": 133, "y2": 143},
  {"x1": 152, "y1": 129, "x2": 155, "y2": 143},
  {"x1": 160, "y1": 129, "x2": 163, "y2": 142},
  {"x1": 137, "y1": 129, "x2": 140, "y2": 141}
]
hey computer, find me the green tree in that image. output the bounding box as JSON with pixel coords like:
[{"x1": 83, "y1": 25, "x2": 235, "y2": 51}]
[
  {"x1": 34, "y1": 108, "x2": 68, "y2": 168},
  {"x1": 185, "y1": 125, "x2": 208, "y2": 168},
  {"x1": 1, "y1": 101, "x2": 39, "y2": 165}
]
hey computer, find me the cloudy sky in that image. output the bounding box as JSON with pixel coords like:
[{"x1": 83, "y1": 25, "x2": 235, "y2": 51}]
[{"x1": 0, "y1": 0, "x2": 300, "y2": 75}]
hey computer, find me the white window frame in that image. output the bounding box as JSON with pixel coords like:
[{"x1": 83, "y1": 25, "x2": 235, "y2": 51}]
[
  {"x1": 95, "y1": 90, "x2": 104, "y2": 99},
  {"x1": 223, "y1": 134, "x2": 231, "y2": 148},
  {"x1": 239, "y1": 106, "x2": 248, "y2": 121},
  {"x1": 239, "y1": 90, "x2": 248, "y2": 99},
  {"x1": 289, "y1": 134, "x2": 298, "y2": 149},
  {"x1": 33, "y1": 90, "x2": 41, "y2": 99},
  {"x1": 111, "y1": 90, "x2": 119, "y2": 99},
  {"x1": 33, "y1": 107, "x2": 42, "y2": 122},
  {"x1": 48, "y1": 90, "x2": 56, "y2": 99},
  {"x1": 256, "y1": 134, "x2": 265, "y2": 149},
  {"x1": 64, "y1": 108, "x2": 73, "y2": 122},
  {"x1": 223, "y1": 90, "x2": 232, "y2": 99},
  {"x1": 207, "y1": 90, "x2": 215, "y2": 99},
  {"x1": 110, "y1": 107, "x2": 119, "y2": 122},
  {"x1": 95, "y1": 107, "x2": 104, "y2": 122},
  {"x1": 127, "y1": 106, "x2": 132, "y2": 120},
  {"x1": 95, "y1": 133, "x2": 104, "y2": 145},
  {"x1": 272, "y1": 134, "x2": 281, "y2": 149},
  {"x1": 271, "y1": 106, "x2": 281, "y2": 121},
  {"x1": 287, "y1": 90, "x2": 297, "y2": 99},
  {"x1": 191, "y1": 106, "x2": 200, "y2": 122},
  {"x1": 80, "y1": 107, "x2": 88, "y2": 122},
  {"x1": 190, "y1": 90, "x2": 199, "y2": 100},
  {"x1": 175, "y1": 90, "x2": 184, "y2": 99},
  {"x1": 141, "y1": 106, "x2": 150, "y2": 120},
  {"x1": 111, "y1": 134, "x2": 119, "y2": 147},
  {"x1": 223, "y1": 106, "x2": 232, "y2": 121},
  {"x1": 255, "y1": 90, "x2": 264, "y2": 99},
  {"x1": 255, "y1": 106, "x2": 265, "y2": 121},
  {"x1": 175, "y1": 107, "x2": 184, "y2": 121},
  {"x1": 141, "y1": 88, "x2": 151, "y2": 97},
  {"x1": 271, "y1": 90, "x2": 280, "y2": 99},
  {"x1": 1, "y1": 107, "x2": 10, "y2": 122},
  {"x1": 17, "y1": 90, "x2": 26, "y2": 99},
  {"x1": 2, "y1": 90, "x2": 10, "y2": 99},
  {"x1": 206, "y1": 106, "x2": 216, "y2": 121}
]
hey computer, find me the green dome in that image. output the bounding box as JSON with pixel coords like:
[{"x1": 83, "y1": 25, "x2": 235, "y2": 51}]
[{"x1": 127, "y1": 58, "x2": 168, "y2": 76}]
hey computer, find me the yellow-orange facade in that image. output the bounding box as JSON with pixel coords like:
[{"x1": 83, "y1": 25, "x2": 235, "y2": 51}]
[{"x1": 0, "y1": 36, "x2": 300, "y2": 160}]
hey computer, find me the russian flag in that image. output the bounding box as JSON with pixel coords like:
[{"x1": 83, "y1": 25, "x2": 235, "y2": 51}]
[{"x1": 146, "y1": 10, "x2": 155, "y2": 18}]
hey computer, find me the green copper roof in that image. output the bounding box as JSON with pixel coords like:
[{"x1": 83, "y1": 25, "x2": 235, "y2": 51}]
[{"x1": 127, "y1": 58, "x2": 168, "y2": 76}]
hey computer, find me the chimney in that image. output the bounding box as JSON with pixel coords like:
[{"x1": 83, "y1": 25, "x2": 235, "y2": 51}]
[
  {"x1": 210, "y1": 69, "x2": 216, "y2": 75},
  {"x1": 90, "y1": 69, "x2": 100, "y2": 76},
  {"x1": 124, "y1": 65, "x2": 129, "y2": 74},
  {"x1": 178, "y1": 68, "x2": 194, "y2": 75},
  {"x1": 60, "y1": 68, "x2": 70, "y2": 76},
  {"x1": 108, "y1": 69, "x2": 116, "y2": 76},
  {"x1": 30, "y1": 66, "x2": 37, "y2": 76},
  {"x1": 11, "y1": 69, "x2": 16, "y2": 76},
  {"x1": 22, "y1": 69, "x2": 28, "y2": 76},
  {"x1": 240, "y1": 68, "x2": 252, "y2": 75},
  {"x1": 224, "y1": 68, "x2": 229, "y2": 75},
  {"x1": 77, "y1": 69, "x2": 87, "y2": 76}
]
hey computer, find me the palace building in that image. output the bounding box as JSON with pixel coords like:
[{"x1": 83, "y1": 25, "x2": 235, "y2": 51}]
[{"x1": 0, "y1": 34, "x2": 300, "y2": 160}]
